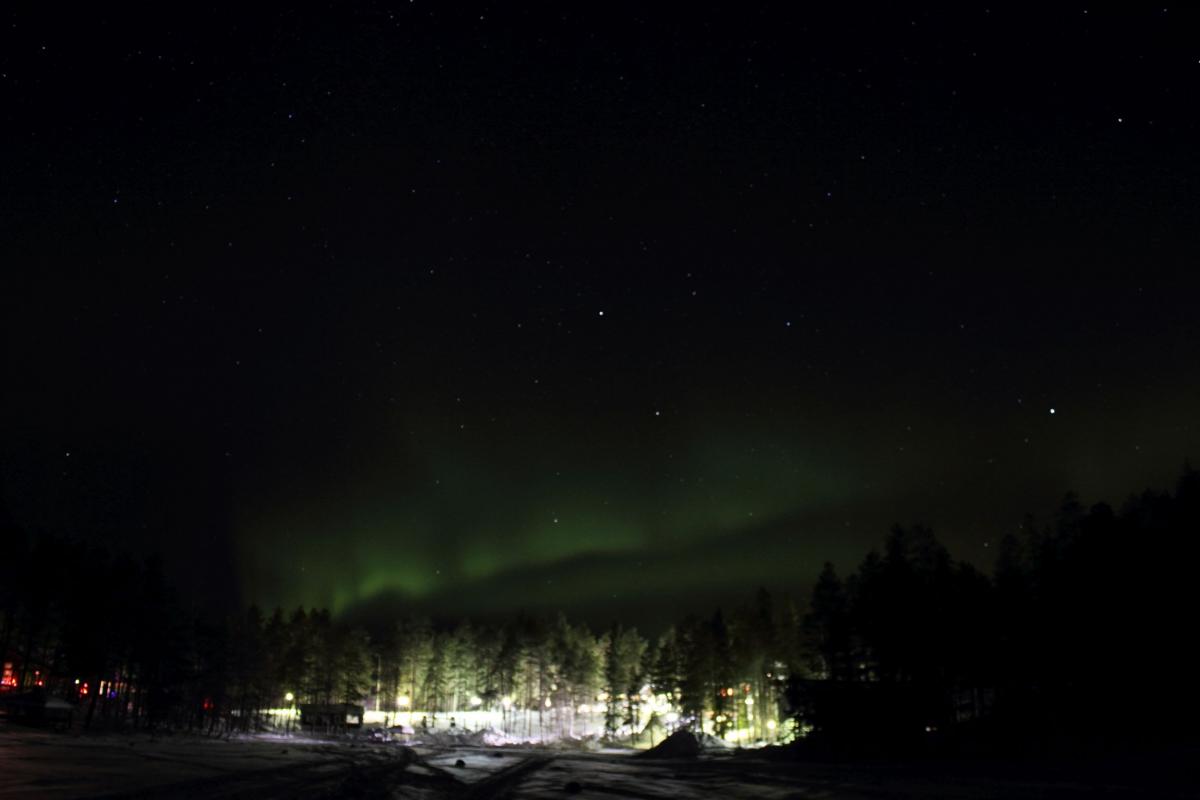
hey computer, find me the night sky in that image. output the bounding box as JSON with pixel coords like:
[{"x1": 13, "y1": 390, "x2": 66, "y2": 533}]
[{"x1": 4, "y1": 6, "x2": 1198, "y2": 625}]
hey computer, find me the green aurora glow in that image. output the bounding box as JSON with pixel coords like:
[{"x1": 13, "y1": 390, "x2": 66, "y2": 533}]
[{"x1": 229, "y1": 389, "x2": 1197, "y2": 622}]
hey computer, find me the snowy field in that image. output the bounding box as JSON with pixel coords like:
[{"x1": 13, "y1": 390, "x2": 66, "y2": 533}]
[{"x1": 0, "y1": 725, "x2": 1193, "y2": 799}]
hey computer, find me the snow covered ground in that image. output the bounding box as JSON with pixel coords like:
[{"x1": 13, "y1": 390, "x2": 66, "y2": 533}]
[{"x1": 0, "y1": 724, "x2": 1192, "y2": 798}]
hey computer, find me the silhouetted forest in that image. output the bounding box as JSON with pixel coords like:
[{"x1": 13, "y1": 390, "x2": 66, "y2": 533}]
[
  {"x1": 2, "y1": 466, "x2": 1197, "y2": 752},
  {"x1": 795, "y1": 464, "x2": 1200, "y2": 753}
]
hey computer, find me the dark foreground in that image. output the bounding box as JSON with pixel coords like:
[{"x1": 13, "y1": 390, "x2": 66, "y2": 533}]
[{"x1": 1, "y1": 727, "x2": 1195, "y2": 799}]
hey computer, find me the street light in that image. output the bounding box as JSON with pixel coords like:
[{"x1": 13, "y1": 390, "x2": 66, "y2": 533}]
[{"x1": 283, "y1": 692, "x2": 296, "y2": 734}]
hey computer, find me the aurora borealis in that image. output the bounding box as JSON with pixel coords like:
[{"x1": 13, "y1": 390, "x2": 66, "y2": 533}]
[{"x1": 4, "y1": 6, "x2": 1199, "y2": 625}]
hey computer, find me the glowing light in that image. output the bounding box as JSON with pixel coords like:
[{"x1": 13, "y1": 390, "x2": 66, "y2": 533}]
[
  {"x1": 744, "y1": 696, "x2": 754, "y2": 706},
  {"x1": 767, "y1": 719, "x2": 777, "y2": 730},
  {"x1": 502, "y1": 695, "x2": 513, "y2": 709},
  {"x1": 470, "y1": 695, "x2": 483, "y2": 707},
  {"x1": 284, "y1": 691, "x2": 294, "y2": 702},
  {"x1": 544, "y1": 697, "x2": 552, "y2": 708},
  {"x1": 397, "y1": 695, "x2": 411, "y2": 707}
]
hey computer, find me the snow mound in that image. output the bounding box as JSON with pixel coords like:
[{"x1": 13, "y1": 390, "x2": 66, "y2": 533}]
[
  {"x1": 412, "y1": 729, "x2": 474, "y2": 747},
  {"x1": 638, "y1": 729, "x2": 700, "y2": 759},
  {"x1": 478, "y1": 728, "x2": 512, "y2": 746},
  {"x1": 695, "y1": 731, "x2": 734, "y2": 750},
  {"x1": 410, "y1": 726, "x2": 520, "y2": 747},
  {"x1": 548, "y1": 734, "x2": 603, "y2": 752}
]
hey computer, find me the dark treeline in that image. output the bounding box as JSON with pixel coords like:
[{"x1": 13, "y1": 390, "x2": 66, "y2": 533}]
[
  {"x1": 797, "y1": 465, "x2": 1200, "y2": 752},
  {"x1": 2, "y1": 466, "x2": 1197, "y2": 751}
]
